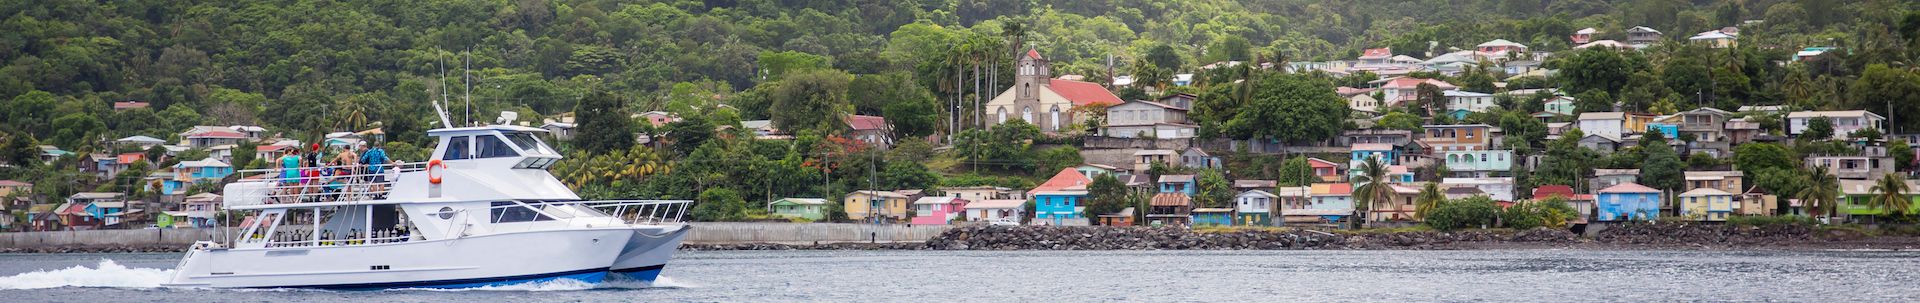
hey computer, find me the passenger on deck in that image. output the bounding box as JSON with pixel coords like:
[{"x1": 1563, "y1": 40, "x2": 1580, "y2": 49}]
[
  {"x1": 359, "y1": 143, "x2": 393, "y2": 197},
  {"x1": 276, "y1": 150, "x2": 302, "y2": 204}
]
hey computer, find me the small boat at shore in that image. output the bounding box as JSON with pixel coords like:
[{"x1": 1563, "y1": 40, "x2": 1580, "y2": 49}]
[{"x1": 161, "y1": 124, "x2": 690, "y2": 289}]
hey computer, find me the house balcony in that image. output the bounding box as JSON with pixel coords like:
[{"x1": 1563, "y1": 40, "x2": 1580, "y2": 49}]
[{"x1": 1678, "y1": 123, "x2": 1720, "y2": 133}]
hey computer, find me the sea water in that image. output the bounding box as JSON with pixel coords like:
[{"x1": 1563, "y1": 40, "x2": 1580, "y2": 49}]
[{"x1": 2, "y1": 250, "x2": 1917, "y2": 302}]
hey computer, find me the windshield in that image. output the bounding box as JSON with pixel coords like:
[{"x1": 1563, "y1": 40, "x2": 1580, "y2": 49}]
[{"x1": 504, "y1": 132, "x2": 555, "y2": 155}]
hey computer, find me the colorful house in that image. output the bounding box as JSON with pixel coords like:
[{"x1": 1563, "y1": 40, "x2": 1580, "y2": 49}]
[
  {"x1": 157, "y1": 211, "x2": 189, "y2": 228},
  {"x1": 1132, "y1": 149, "x2": 1176, "y2": 171},
  {"x1": 0, "y1": 180, "x2": 32, "y2": 197},
  {"x1": 1190, "y1": 208, "x2": 1235, "y2": 226},
  {"x1": 1533, "y1": 185, "x2": 1595, "y2": 223},
  {"x1": 966, "y1": 199, "x2": 1027, "y2": 222},
  {"x1": 1678, "y1": 188, "x2": 1735, "y2": 221},
  {"x1": 1308, "y1": 158, "x2": 1341, "y2": 182},
  {"x1": 165, "y1": 158, "x2": 233, "y2": 195},
  {"x1": 1236, "y1": 190, "x2": 1278, "y2": 227},
  {"x1": 1349, "y1": 143, "x2": 1398, "y2": 178},
  {"x1": 183, "y1": 192, "x2": 220, "y2": 228},
  {"x1": 1148, "y1": 193, "x2": 1193, "y2": 225},
  {"x1": 1839, "y1": 179, "x2": 1920, "y2": 219},
  {"x1": 844, "y1": 190, "x2": 911, "y2": 222},
  {"x1": 911, "y1": 196, "x2": 969, "y2": 225},
  {"x1": 1181, "y1": 148, "x2": 1220, "y2": 169},
  {"x1": 1072, "y1": 164, "x2": 1128, "y2": 180},
  {"x1": 1033, "y1": 187, "x2": 1089, "y2": 226},
  {"x1": 771, "y1": 198, "x2": 830, "y2": 220},
  {"x1": 1442, "y1": 150, "x2": 1513, "y2": 178},
  {"x1": 1159, "y1": 175, "x2": 1196, "y2": 195},
  {"x1": 1596, "y1": 182, "x2": 1662, "y2": 221},
  {"x1": 1309, "y1": 183, "x2": 1354, "y2": 212},
  {"x1": 1738, "y1": 187, "x2": 1778, "y2": 216}
]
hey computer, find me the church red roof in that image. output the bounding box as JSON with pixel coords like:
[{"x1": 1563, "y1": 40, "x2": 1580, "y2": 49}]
[
  {"x1": 1027, "y1": 48, "x2": 1043, "y2": 60},
  {"x1": 1047, "y1": 80, "x2": 1122, "y2": 106}
]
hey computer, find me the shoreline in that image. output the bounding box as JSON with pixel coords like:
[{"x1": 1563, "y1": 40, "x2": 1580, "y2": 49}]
[{"x1": 10, "y1": 224, "x2": 1920, "y2": 253}]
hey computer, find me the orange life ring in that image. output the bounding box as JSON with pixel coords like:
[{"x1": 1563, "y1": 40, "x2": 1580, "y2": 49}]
[{"x1": 428, "y1": 159, "x2": 446, "y2": 183}]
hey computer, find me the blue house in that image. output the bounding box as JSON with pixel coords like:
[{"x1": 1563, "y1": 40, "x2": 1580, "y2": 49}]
[
  {"x1": 1349, "y1": 143, "x2": 1399, "y2": 177},
  {"x1": 1596, "y1": 182, "x2": 1662, "y2": 221},
  {"x1": 164, "y1": 158, "x2": 233, "y2": 195},
  {"x1": 1159, "y1": 175, "x2": 1196, "y2": 195},
  {"x1": 71, "y1": 192, "x2": 128, "y2": 227},
  {"x1": 1190, "y1": 208, "x2": 1235, "y2": 226},
  {"x1": 1034, "y1": 188, "x2": 1089, "y2": 226}
]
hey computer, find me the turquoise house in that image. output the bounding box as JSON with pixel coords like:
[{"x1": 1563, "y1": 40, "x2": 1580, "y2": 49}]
[
  {"x1": 1647, "y1": 124, "x2": 1678, "y2": 139},
  {"x1": 770, "y1": 198, "x2": 829, "y2": 220},
  {"x1": 1159, "y1": 175, "x2": 1196, "y2": 195},
  {"x1": 1190, "y1": 208, "x2": 1235, "y2": 226},
  {"x1": 1442, "y1": 150, "x2": 1513, "y2": 178},
  {"x1": 1596, "y1": 182, "x2": 1662, "y2": 221},
  {"x1": 1349, "y1": 143, "x2": 1399, "y2": 178},
  {"x1": 165, "y1": 159, "x2": 233, "y2": 195},
  {"x1": 1034, "y1": 188, "x2": 1088, "y2": 226}
]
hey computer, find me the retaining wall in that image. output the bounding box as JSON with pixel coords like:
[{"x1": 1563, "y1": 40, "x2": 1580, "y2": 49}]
[
  {"x1": 683, "y1": 222, "x2": 952, "y2": 244},
  {"x1": 0, "y1": 223, "x2": 951, "y2": 248}
]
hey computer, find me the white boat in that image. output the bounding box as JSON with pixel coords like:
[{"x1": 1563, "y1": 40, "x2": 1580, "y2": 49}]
[{"x1": 162, "y1": 125, "x2": 691, "y2": 289}]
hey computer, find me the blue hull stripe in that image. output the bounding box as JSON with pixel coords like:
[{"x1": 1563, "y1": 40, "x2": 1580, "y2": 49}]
[
  {"x1": 609, "y1": 268, "x2": 663, "y2": 282},
  {"x1": 259, "y1": 267, "x2": 611, "y2": 290}
]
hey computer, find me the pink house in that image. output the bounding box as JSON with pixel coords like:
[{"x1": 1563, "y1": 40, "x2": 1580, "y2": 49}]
[{"x1": 911, "y1": 196, "x2": 969, "y2": 225}]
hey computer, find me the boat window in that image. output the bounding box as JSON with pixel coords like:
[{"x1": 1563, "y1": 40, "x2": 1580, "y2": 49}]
[
  {"x1": 444, "y1": 136, "x2": 471, "y2": 160},
  {"x1": 491, "y1": 201, "x2": 553, "y2": 223},
  {"x1": 504, "y1": 132, "x2": 555, "y2": 155},
  {"x1": 476, "y1": 135, "x2": 519, "y2": 158}
]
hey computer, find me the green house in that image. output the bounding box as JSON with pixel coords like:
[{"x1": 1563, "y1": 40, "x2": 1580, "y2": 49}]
[
  {"x1": 156, "y1": 211, "x2": 188, "y2": 228},
  {"x1": 771, "y1": 198, "x2": 830, "y2": 220},
  {"x1": 1838, "y1": 179, "x2": 1920, "y2": 217}
]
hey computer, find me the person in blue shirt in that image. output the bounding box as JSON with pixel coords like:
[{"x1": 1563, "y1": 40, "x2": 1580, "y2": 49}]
[
  {"x1": 359, "y1": 143, "x2": 393, "y2": 197},
  {"x1": 276, "y1": 149, "x2": 302, "y2": 203}
]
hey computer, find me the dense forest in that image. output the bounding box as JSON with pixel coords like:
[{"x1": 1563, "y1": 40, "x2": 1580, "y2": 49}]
[{"x1": 1, "y1": 0, "x2": 1917, "y2": 221}]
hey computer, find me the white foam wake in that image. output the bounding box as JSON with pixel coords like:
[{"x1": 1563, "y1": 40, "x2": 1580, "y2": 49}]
[
  {"x1": 0, "y1": 259, "x2": 175, "y2": 289},
  {"x1": 395, "y1": 278, "x2": 601, "y2": 292},
  {"x1": 597, "y1": 274, "x2": 696, "y2": 289}
]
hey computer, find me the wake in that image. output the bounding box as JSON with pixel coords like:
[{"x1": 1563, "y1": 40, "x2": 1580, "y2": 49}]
[{"x1": 0, "y1": 259, "x2": 174, "y2": 289}]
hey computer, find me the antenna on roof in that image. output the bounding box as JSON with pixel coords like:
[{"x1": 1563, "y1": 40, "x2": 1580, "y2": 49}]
[{"x1": 432, "y1": 49, "x2": 453, "y2": 128}]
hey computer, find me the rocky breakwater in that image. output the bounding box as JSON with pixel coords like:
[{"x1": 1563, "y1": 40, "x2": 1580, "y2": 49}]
[
  {"x1": 1587, "y1": 223, "x2": 1920, "y2": 249},
  {"x1": 925, "y1": 226, "x2": 1581, "y2": 250}
]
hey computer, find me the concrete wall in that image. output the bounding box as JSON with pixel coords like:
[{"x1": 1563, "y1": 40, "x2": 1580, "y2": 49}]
[
  {"x1": 0, "y1": 223, "x2": 952, "y2": 248},
  {"x1": 1081, "y1": 149, "x2": 1141, "y2": 169},
  {"x1": 684, "y1": 222, "x2": 951, "y2": 245},
  {"x1": 0, "y1": 228, "x2": 237, "y2": 248}
]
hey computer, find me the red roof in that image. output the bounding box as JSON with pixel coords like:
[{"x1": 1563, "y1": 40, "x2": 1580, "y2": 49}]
[
  {"x1": 1597, "y1": 182, "x2": 1661, "y2": 194},
  {"x1": 1047, "y1": 80, "x2": 1123, "y2": 106},
  {"x1": 845, "y1": 115, "x2": 889, "y2": 131},
  {"x1": 258, "y1": 145, "x2": 291, "y2": 152},
  {"x1": 188, "y1": 131, "x2": 246, "y2": 139},
  {"x1": 114, "y1": 101, "x2": 150, "y2": 109},
  {"x1": 1533, "y1": 185, "x2": 1575, "y2": 199},
  {"x1": 1030, "y1": 168, "x2": 1094, "y2": 194},
  {"x1": 1361, "y1": 48, "x2": 1392, "y2": 59},
  {"x1": 0, "y1": 180, "x2": 31, "y2": 186},
  {"x1": 1307, "y1": 158, "x2": 1338, "y2": 168},
  {"x1": 60, "y1": 203, "x2": 89, "y2": 215},
  {"x1": 1027, "y1": 48, "x2": 1043, "y2": 60},
  {"x1": 1381, "y1": 78, "x2": 1458, "y2": 89}
]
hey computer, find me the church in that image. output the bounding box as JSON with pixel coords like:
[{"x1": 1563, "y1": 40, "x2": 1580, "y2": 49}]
[{"x1": 984, "y1": 49, "x2": 1123, "y2": 132}]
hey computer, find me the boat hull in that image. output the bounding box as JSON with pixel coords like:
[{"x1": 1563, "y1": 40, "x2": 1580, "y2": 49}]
[
  {"x1": 163, "y1": 228, "x2": 632, "y2": 289},
  {"x1": 608, "y1": 225, "x2": 688, "y2": 281}
]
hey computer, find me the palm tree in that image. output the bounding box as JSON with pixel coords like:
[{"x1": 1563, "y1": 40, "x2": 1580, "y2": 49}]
[
  {"x1": 1415, "y1": 182, "x2": 1444, "y2": 220},
  {"x1": 1869, "y1": 173, "x2": 1912, "y2": 217},
  {"x1": 1350, "y1": 156, "x2": 1397, "y2": 228},
  {"x1": 1132, "y1": 62, "x2": 1170, "y2": 92},
  {"x1": 1797, "y1": 166, "x2": 1842, "y2": 223}
]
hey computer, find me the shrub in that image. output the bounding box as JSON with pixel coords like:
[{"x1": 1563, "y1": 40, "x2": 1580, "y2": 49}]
[
  {"x1": 1425, "y1": 196, "x2": 1500, "y2": 231},
  {"x1": 1726, "y1": 215, "x2": 1819, "y2": 226}
]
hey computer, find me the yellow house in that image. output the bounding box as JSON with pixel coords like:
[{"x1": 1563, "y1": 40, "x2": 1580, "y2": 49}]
[
  {"x1": 844, "y1": 190, "x2": 911, "y2": 221},
  {"x1": 1678, "y1": 188, "x2": 1735, "y2": 221},
  {"x1": 0, "y1": 180, "x2": 30, "y2": 197}
]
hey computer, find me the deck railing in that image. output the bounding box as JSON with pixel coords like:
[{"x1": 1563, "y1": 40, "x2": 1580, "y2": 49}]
[{"x1": 232, "y1": 163, "x2": 425, "y2": 204}]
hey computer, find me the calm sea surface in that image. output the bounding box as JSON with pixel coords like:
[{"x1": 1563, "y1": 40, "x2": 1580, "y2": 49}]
[{"x1": 0, "y1": 249, "x2": 1915, "y2": 302}]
